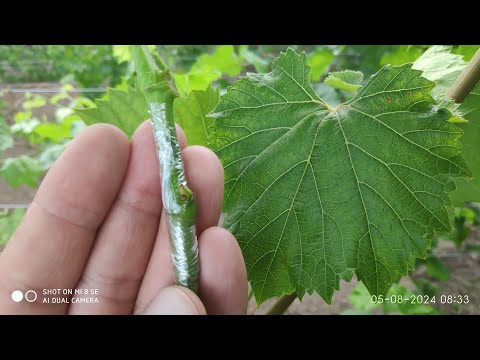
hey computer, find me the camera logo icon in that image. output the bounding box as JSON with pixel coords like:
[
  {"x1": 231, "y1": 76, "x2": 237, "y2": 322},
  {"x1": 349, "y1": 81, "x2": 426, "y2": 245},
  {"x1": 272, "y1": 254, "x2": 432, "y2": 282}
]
[{"x1": 11, "y1": 290, "x2": 37, "y2": 303}]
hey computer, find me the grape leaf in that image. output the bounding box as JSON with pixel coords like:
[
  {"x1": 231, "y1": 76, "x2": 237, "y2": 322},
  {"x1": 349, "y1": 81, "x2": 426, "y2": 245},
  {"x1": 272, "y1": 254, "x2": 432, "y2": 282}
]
[
  {"x1": 1, "y1": 155, "x2": 44, "y2": 188},
  {"x1": 325, "y1": 70, "x2": 363, "y2": 93},
  {"x1": 209, "y1": 49, "x2": 470, "y2": 304},
  {"x1": 173, "y1": 85, "x2": 219, "y2": 146},
  {"x1": 174, "y1": 45, "x2": 242, "y2": 96},
  {"x1": 77, "y1": 88, "x2": 149, "y2": 138}
]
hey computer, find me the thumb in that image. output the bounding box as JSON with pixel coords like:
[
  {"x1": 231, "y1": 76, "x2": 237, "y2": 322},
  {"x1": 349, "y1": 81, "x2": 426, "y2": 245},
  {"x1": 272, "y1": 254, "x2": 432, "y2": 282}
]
[{"x1": 141, "y1": 285, "x2": 207, "y2": 315}]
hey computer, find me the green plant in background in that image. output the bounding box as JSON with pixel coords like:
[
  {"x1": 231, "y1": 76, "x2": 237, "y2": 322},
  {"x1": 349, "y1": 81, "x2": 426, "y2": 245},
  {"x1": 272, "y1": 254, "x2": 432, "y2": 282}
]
[
  {"x1": 0, "y1": 83, "x2": 91, "y2": 189},
  {"x1": 0, "y1": 45, "x2": 128, "y2": 91}
]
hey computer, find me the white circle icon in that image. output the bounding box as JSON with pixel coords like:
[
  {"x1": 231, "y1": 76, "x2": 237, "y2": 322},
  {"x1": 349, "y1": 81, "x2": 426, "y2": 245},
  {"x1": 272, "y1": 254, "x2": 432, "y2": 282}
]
[
  {"x1": 25, "y1": 290, "x2": 37, "y2": 303},
  {"x1": 11, "y1": 290, "x2": 23, "y2": 302}
]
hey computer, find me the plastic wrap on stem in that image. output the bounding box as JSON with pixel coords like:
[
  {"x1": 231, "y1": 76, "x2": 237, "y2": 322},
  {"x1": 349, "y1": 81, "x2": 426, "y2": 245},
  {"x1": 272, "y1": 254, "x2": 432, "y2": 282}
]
[{"x1": 150, "y1": 102, "x2": 199, "y2": 293}]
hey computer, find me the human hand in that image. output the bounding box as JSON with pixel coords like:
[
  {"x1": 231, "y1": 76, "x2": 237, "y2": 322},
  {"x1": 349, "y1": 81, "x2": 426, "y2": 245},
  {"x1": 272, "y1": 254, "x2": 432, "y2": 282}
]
[{"x1": 0, "y1": 122, "x2": 248, "y2": 314}]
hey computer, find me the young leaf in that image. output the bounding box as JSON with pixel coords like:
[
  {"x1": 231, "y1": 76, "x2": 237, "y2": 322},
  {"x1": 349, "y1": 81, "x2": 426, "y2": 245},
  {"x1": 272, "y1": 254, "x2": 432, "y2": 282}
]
[
  {"x1": 1, "y1": 155, "x2": 44, "y2": 188},
  {"x1": 174, "y1": 70, "x2": 221, "y2": 97},
  {"x1": 309, "y1": 49, "x2": 335, "y2": 81},
  {"x1": 324, "y1": 70, "x2": 363, "y2": 93},
  {"x1": 193, "y1": 45, "x2": 242, "y2": 77},
  {"x1": 173, "y1": 85, "x2": 220, "y2": 146},
  {"x1": 77, "y1": 88, "x2": 149, "y2": 138},
  {"x1": 209, "y1": 49, "x2": 470, "y2": 304},
  {"x1": 173, "y1": 46, "x2": 242, "y2": 96}
]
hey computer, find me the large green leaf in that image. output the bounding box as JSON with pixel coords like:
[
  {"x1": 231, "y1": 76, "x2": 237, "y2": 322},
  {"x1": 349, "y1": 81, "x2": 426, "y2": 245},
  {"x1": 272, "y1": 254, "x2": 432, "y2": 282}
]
[
  {"x1": 413, "y1": 46, "x2": 480, "y2": 205},
  {"x1": 173, "y1": 85, "x2": 220, "y2": 146},
  {"x1": 77, "y1": 88, "x2": 149, "y2": 138},
  {"x1": 209, "y1": 49, "x2": 470, "y2": 304}
]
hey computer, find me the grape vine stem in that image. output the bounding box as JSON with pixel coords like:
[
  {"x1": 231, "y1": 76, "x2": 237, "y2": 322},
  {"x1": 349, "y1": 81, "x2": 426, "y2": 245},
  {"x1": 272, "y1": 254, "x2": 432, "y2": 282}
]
[
  {"x1": 447, "y1": 49, "x2": 480, "y2": 103},
  {"x1": 265, "y1": 293, "x2": 297, "y2": 315}
]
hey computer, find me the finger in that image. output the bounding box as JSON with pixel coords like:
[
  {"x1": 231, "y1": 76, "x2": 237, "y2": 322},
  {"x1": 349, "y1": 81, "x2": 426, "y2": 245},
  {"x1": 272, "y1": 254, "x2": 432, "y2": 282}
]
[
  {"x1": 69, "y1": 121, "x2": 187, "y2": 314},
  {"x1": 141, "y1": 285, "x2": 206, "y2": 315},
  {"x1": 197, "y1": 227, "x2": 247, "y2": 314},
  {"x1": 184, "y1": 146, "x2": 224, "y2": 234},
  {"x1": 0, "y1": 124, "x2": 129, "y2": 314},
  {"x1": 135, "y1": 146, "x2": 224, "y2": 312}
]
